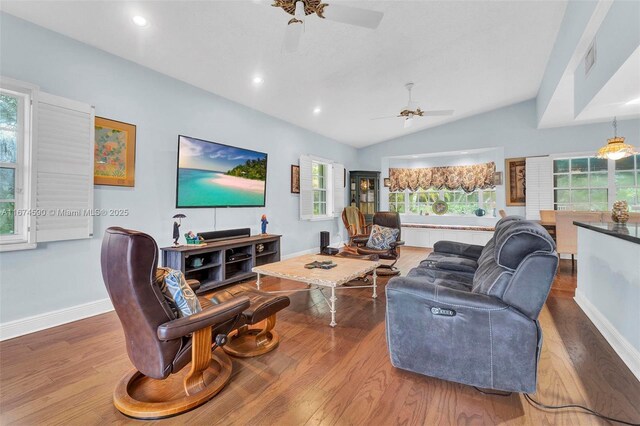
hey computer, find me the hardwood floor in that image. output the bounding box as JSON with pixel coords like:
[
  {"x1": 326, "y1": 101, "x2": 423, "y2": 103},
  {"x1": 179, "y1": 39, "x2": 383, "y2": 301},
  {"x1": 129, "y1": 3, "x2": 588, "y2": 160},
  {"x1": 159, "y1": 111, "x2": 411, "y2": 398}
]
[{"x1": 1, "y1": 247, "x2": 639, "y2": 425}]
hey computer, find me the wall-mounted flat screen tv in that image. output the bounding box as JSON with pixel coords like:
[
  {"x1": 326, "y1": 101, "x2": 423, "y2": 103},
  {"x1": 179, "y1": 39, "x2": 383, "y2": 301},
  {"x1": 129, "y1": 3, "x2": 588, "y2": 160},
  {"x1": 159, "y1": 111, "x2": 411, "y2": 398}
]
[{"x1": 176, "y1": 135, "x2": 268, "y2": 208}]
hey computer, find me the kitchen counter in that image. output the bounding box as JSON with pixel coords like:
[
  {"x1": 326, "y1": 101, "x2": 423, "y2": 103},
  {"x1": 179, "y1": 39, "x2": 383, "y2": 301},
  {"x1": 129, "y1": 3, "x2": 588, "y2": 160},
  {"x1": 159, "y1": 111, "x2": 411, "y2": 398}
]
[{"x1": 573, "y1": 221, "x2": 640, "y2": 245}]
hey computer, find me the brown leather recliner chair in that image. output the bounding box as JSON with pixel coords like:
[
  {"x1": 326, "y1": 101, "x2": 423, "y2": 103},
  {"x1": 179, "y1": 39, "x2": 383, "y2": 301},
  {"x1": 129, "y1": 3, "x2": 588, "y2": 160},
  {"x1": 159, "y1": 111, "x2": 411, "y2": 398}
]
[
  {"x1": 352, "y1": 212, "x2": 405, "y2": 276},
  {"x1": 102, "y1": 227, "x2": 251, "y2": 419}
]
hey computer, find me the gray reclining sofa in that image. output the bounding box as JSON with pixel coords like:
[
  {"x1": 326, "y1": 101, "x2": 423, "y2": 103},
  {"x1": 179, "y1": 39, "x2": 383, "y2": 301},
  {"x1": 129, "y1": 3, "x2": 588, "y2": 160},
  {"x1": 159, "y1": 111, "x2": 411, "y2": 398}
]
[{"x1": 386, "y1": 216, "x2": 558, "y2": 393}]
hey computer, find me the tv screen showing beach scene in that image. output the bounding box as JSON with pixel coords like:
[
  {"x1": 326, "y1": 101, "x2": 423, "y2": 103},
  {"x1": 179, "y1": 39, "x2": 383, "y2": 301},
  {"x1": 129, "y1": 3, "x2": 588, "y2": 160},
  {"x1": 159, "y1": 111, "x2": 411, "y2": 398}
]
[{"x1": 176, "y1": 135, "x2": 267, "y2": 208}]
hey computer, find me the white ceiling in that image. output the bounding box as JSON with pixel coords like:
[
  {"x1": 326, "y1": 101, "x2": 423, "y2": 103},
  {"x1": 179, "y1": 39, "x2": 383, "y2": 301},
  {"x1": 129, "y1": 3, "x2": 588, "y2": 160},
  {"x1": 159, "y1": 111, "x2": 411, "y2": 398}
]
[{"x1": 1, "y1": 0, "x2": 568, "y2": 147}]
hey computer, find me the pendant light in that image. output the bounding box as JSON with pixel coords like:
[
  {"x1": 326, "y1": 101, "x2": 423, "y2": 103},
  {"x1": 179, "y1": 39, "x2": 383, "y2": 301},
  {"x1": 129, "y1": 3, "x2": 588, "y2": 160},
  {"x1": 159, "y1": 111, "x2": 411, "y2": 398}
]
[{"x1": 596, "y1": 117, "x2": 636, "y2": 160}]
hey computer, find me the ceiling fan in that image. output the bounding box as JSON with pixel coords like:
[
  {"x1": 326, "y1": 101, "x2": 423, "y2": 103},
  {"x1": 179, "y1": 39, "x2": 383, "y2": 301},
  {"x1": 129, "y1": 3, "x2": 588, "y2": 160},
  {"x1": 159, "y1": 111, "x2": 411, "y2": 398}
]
[
  {"x1": 271, "y1": 0, "x2": 384, "y2": 53},
  {"x1": 374, "y1": 83, "x2": 454, "y2": 128}
]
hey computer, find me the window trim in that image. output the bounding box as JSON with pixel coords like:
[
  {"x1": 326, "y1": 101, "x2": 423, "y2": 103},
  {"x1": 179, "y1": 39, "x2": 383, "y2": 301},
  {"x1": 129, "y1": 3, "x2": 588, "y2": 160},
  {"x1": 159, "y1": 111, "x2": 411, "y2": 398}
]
[{"x1": 0, "y1": 79, "x2": 37, "y2": 250}]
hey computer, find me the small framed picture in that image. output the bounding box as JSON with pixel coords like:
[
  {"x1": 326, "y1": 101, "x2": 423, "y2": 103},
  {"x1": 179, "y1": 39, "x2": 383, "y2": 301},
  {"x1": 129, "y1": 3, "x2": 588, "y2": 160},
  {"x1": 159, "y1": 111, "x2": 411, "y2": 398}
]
[
  {"x1": 291, "y1": 164, "x2": 300, "y2": 194},
  {"x1": 493, "y1": 171, "x2": 503, "y2": 186},
  {"x1": 383, "y1": 178, "x2": 391, "y2": 187}
]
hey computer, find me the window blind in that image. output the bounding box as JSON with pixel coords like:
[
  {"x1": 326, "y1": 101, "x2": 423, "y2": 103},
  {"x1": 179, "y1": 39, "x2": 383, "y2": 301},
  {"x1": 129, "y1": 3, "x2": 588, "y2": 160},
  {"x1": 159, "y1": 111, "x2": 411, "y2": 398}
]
[
  {"x1": 35, "y1": 92, "x2": 94, "y2": 242},
  {"x1": 525, "y1": 156, "x2": 553, "y2": 220}
]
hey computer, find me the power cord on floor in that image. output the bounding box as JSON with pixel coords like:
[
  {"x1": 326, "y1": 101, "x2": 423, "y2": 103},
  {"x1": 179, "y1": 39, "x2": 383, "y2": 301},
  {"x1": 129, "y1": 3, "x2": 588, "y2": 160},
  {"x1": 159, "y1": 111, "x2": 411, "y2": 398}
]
[{"x1": 473, "y1": 386, "x2": 640, "y2": 425}]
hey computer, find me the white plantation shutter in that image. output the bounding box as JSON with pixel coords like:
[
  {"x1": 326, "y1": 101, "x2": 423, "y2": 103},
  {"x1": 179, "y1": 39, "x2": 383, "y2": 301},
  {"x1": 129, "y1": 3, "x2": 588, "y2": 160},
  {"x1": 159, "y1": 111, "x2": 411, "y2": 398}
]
[
  {"x1": 525, "y1": 156, "x2": 553, "y2": 220},
  {"x1": 299, "y1": 155, "x2": 313, "y2": 220},
  {"x1": 332, "y1": 163, "x2": 345, "y2": 217},
  {"x1": 35, "y1": 92, "x2": 94, "y2": 242}
]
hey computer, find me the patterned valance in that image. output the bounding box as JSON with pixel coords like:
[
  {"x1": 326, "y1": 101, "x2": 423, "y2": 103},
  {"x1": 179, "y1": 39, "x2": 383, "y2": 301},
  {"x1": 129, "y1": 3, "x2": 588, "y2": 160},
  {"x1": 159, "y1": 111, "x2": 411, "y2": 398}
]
[{"x1": 389, "y1": 161, "x2": 496, "y2": 193}]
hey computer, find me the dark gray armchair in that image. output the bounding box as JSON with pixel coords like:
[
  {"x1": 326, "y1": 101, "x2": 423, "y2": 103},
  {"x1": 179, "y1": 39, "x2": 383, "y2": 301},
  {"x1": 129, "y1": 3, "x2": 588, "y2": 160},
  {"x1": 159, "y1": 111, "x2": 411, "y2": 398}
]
[{"x1": 385, "y1": 218, "x2": 558, "y2": 393}]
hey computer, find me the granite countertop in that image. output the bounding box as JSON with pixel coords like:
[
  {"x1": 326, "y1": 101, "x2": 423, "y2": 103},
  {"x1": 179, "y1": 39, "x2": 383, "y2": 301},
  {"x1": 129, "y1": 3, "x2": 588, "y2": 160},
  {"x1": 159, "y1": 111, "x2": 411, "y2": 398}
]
[
  {"x1": 402, "y1": 223, "x2": 496, "y2": 232},
  {"x1": 573, "y1": 221, "x2": 640, "y2": 245}
]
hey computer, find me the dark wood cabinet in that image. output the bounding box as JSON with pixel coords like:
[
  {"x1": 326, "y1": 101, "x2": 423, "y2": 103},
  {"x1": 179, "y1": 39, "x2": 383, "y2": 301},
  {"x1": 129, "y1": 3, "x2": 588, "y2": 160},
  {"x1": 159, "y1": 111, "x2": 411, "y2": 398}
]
[
  {"x1": 161, "y1": 234, "x2": 281, "y2": 294},
  {"x1": 349, "y1": 170, "x2": 380, "y2": 224}
]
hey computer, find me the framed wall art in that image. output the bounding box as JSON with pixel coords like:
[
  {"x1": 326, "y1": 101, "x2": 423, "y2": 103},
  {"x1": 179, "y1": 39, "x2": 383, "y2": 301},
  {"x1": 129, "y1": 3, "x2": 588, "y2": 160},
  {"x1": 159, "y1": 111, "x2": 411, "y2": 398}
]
[
  {"x1": 94, "y1": 117, "x2": 136, "y2": 187},
  {"x1": 505, "y1": 158, "x2": 526, "y2": 206},
  {"x1": 291, "y1": 164, "x2": 300, "y2": 194}
]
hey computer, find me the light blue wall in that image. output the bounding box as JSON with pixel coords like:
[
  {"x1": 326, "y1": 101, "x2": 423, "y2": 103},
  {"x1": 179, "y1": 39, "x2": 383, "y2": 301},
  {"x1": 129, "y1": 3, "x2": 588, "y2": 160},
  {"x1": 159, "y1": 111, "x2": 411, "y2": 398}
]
[
  {"x1": 574, "y1": 0, "x2": 640, "y2": 115},
  {"x1": 0, "y1": 13, "x2": 358, "y2": 323},
  {"x1": 536, "y1": 0, "x2": 599, "y2": 123},
  {"x1": 357, "y1": 99, "x2": 640, "y2": 215}
]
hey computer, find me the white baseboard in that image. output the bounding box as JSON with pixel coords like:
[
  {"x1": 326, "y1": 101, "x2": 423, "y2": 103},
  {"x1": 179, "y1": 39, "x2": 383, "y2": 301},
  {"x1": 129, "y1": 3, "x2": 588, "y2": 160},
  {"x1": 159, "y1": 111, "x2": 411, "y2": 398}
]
[
  {"x1": 574, "y1": 290, "x2": 640, "y2": 381},
  {"x1": 0, "y1": 298, "x2": 114, "y2": 342},
  {"x1": 1, "y1": 246, "x2": 326, "y2": 341}
]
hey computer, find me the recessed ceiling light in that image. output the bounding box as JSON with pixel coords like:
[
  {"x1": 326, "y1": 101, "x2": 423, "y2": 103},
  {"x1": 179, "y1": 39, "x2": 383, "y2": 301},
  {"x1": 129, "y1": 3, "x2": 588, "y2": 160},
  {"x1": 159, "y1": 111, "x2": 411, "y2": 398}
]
[
  {"x1": 460, "y1": 151, "x2": 469, "y2": 154},
  {"x1": 626, "y1": 97, "x2": 640, "y2": 105},
  {"x1": 411, "y1": 155, "x2": 419, "y2": 158},
  {"x1": 313, "y1": 106, "x2": 322, "y2": 115},
  {"x1": 132, "y1": 15, "x2": 148, "y2": 27},
  {"x1": 252, "y1": 76, "x2": 264, "y2": 85}
]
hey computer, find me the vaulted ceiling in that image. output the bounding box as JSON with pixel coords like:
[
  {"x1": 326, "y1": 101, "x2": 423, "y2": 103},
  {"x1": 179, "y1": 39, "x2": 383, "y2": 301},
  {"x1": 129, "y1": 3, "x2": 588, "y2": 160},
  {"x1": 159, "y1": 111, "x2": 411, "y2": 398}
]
[{"x1": 1, "y1": 1, "x2": 568, "y2": 147}]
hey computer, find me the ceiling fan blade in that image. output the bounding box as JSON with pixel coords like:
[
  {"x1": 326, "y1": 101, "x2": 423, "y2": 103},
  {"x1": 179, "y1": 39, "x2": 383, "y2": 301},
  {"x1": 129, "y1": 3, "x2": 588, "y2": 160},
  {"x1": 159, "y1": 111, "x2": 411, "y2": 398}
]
[
  {"x1": 371, "y1": 115, "x2": 399, "y2": 120},
  {"x1": 283, "y1": 21, "x2": 303, "y2": 53},
  {"x1": 321, "y1": 4, "x2": 384, "y2": 29},
  {"x1": 420, "y1": 110, "x2": 455, "y2": 117}
]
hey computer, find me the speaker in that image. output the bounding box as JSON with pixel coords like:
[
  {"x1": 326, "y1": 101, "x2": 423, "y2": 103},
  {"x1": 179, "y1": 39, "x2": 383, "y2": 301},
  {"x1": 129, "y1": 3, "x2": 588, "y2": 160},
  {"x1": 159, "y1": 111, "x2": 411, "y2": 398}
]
[
  {"x1": 198, "y1": 228, "x2": 251, "y2": 242},
  {"x1": 320, "y1": 231, "x2": 330, "y2": 251}
]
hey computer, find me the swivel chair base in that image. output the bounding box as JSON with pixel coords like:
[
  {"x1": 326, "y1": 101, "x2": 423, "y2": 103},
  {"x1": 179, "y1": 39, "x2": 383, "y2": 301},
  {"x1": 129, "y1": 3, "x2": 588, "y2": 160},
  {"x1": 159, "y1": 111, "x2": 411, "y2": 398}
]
[
  {"x1": 223, "y1": 315, "x2": 280, "y2": 358},
  {"x1": 113, "y1": 343, "x2": 232, "y2": 419},
  {"x1": 375, "y1": 264, "x2": 401, "y2": 277}
]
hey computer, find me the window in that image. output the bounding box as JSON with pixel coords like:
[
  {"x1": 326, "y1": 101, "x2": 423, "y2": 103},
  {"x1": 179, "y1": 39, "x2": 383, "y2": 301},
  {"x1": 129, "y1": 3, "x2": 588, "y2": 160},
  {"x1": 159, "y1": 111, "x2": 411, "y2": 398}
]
[
  {"x1": 388, "y1": 191, "x2": 405, "y2": 213},
  {"x1": 614, "y1": 154, "x2": 640, "y2": 211},
  {"x1": 553, "y1": 157, "x2": 609, "y2": 211},
  {"x1": 299, "y1": 155, "x2": 344, "y2": 220},
  {"x1": 0, "y1": 86, "x2": 31, "y2": 244},
  {"x1": 389, "y1": 188, "x2": 496, "y2": 216},
  {"x1": 312, "y1": 161, "x2": 327, "y2": 216},
  {"x1": 552, "y1": 154, "x2": 640, "y2": 212},
  {"x1": 0, "y1": 78, "x2": 95, "y2": 252}
]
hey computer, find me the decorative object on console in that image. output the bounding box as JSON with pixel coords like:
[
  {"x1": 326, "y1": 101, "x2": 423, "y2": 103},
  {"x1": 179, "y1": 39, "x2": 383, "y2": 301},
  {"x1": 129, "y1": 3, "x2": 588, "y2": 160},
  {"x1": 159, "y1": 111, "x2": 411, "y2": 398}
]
[
  {"x1": 505, "y1": 157, "x2": 526, "y2": 206},
  {"x1": 611, "y1": 200, "x2": 630, "y2": 224},
  {"x1": 597, "y1": 117, "x2": 636, "y2": 160},
  {"x1": 474, "y1": 208, "x2": 486, "y2": 217},
  {"x1": 261, "y1": 214, "x2": 269, "y2": 234},
  {"x1": 94, "y1": 117, "x2": 136, "y2": 187},
  {"x1": 184, "y1": 231, "x2": 204, "y2": 245},
  {"x1": 432, "y1": 199, "x2": 448, "y2": 215},
  {"x1": 291, "y1": 164, "x2": 300, "y2": 193},
  {"x1": 388, "y1": 162, "x2": 495, "y2": 193},
  {"x1": 172, "y1": 213, "x2": 186, "y2": 246},
  {"x1": 256, "y1": 243, "x2": 265, "y2": 253}
]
